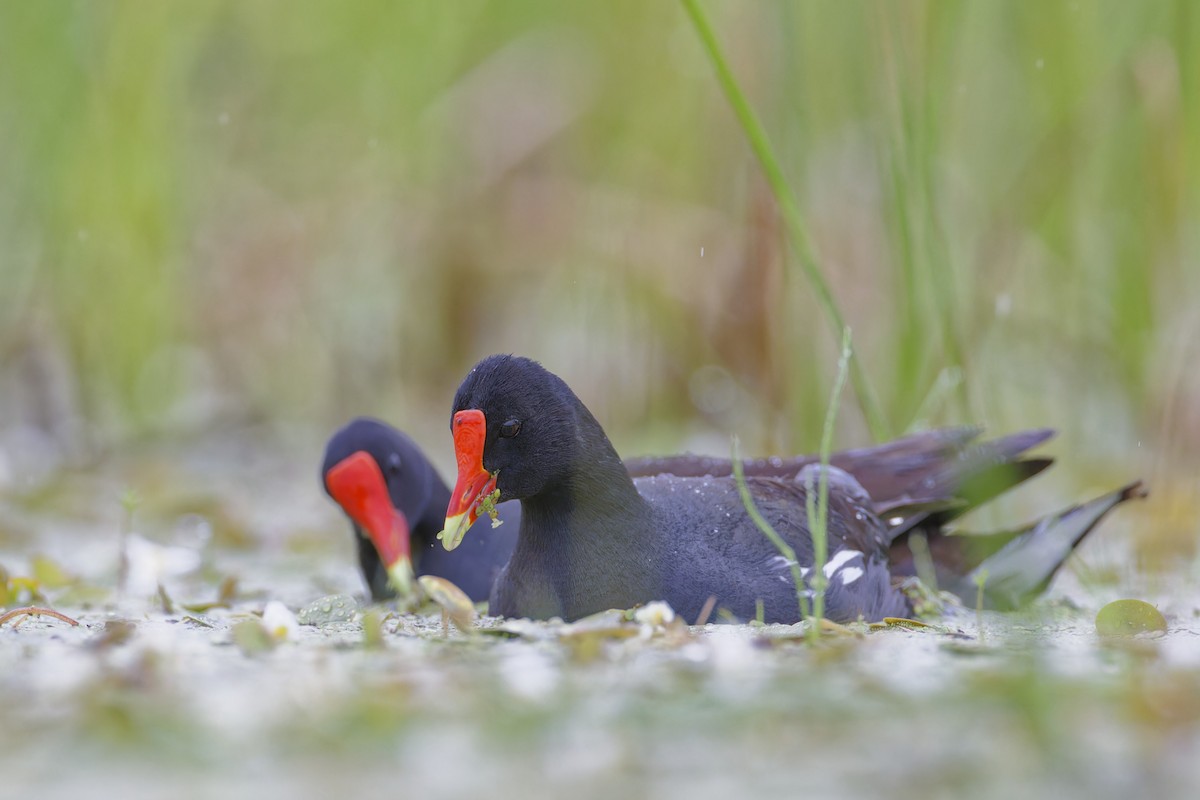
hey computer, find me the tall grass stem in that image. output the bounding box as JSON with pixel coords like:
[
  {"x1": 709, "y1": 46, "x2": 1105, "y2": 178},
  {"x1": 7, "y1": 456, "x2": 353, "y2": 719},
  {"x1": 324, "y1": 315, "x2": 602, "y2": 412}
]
[
  {"x1": 681, "y1": 0, "x2": 889, "y2": 441},
  {"x1": 731, "y1": 436, "x2": 811, "y2": 624},
  {"x1": 804, "y1": 327, "x2": 854, "y2": 625}
]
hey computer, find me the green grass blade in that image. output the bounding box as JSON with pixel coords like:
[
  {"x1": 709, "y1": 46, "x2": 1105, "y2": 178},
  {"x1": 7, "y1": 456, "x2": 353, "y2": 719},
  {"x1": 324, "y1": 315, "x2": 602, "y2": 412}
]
[
  {"x1": 734, "y1": 326, "x2": 853, "y2": 637},
  {"x1": 805, "y1": 326, "x2": 854, "y2": 625},
  {"x1": 681, "y1": 0, "x2": 889, "y2": 441},
  {"x1": 731, "y1": 436, "x2": 811, "y2": 623}
]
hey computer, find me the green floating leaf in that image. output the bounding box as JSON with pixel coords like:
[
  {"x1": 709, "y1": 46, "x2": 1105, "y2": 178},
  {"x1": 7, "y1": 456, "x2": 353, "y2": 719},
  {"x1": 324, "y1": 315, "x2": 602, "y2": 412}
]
[
  {"x1": 52, "y1": 582, "x2": 112, "y2": 607},
  {"x1": 871, "y1": 617, "x2": 936, "y2": 631},
  {"x1": 417, "y1": 576, "x2": 475, "y2": 633},
  {"x1": 89, "y1": 619, "x2": 137, "y2": 650},
  {"x1": 180, "y1": 600, "x2": 224, "y2": 613},
  {"x1": 297, "y1": 593, "x2": 359, "y2": 626},
  {"x1": 217, "y1": 576, "x2": 240, "y2": 606},
  {"x1": 1095, "y1": 599, "x2": 1167, "y2": 636},
  {"x1": 8, "y1": 576, "x2": 45, "y2": 604},
  {"x1": 361, "y1": 610, "x2": 385, "y2": 648},
  {"x1": 120, "y1": 488, "x2": 141, "y2": 515},
  {"x1": 475, "y1": 627, "x2": 524, "y2": 639},
  {"x1": 561, "y1": 625, "x2": 638, "y2": 663},
  {"x1": 180, "y1": 576, "x2": 241, "y2": 614},
  {"x1": 32, "y1": 555, "x2": 74, "y2": 589},
  {"x1": 232, "y1": 619, "x2": 276, "y2": 656},
  {"x1": 940, "y1": 641, "x2": 999, "y2": 657}
]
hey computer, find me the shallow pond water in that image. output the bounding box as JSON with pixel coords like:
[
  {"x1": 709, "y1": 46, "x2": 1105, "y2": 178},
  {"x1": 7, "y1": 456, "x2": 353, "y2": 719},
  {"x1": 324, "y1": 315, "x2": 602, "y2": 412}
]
[{"x1": 2, "y1": 438, "x2": 1197, "y2": 800}]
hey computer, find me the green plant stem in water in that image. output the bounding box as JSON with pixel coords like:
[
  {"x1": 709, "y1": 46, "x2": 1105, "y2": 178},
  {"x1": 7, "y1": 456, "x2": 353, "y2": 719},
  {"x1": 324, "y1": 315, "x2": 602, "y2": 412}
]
[
  {"x1": 973, "y1": 569, "x2": 989, "y2": 646},
  {"x1": 733, "y1": 327, "x2": 854, "y2": 642},
  {"x1": 908, "y1": 531, "x2": 939, "y2": 595},
  {"x1": 680, "y1": 0, "x2": 889, "y2": 441},
  {"x1": 118, "y1": 488, "x2": 140, "y2": 600},
  {"x1": 732, "y1": 437, "x2": 811, "y2": 624},
  {"x1": 804, "y1": 327, "x2": 854, "y2": 627}
]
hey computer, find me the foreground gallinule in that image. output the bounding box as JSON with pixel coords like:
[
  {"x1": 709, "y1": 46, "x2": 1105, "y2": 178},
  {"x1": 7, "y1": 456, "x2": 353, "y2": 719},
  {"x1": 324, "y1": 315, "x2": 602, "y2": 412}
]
[
  {"x1": 439, "y1": 354, "x2": 1143, "y2": 623},
  {"x1": 326, "y1": 417, "x2": 1045, "y2": 604},
  {"x1": 324, "y1": 418, "x2": 1016, "y2": 602}
]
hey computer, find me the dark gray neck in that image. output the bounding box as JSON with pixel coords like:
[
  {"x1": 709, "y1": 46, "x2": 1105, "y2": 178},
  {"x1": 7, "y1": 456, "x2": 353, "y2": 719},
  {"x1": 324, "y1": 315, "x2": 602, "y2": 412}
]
[{"x1": 509, "y1": 415, "x2": 663, "y2": 620}]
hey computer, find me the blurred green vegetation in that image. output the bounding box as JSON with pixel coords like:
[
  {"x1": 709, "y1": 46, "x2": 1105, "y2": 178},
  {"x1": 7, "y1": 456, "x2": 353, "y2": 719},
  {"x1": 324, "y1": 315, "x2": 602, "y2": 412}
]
[{"x1": 0, "y1": 3, "x2": 1195, "y2": 499}]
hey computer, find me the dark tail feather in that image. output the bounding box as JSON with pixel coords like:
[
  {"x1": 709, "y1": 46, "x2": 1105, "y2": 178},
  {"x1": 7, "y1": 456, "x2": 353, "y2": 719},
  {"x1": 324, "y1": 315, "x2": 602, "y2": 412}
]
[
  {"x1": 937, "y1": 481, "x2": 1147, "y2": 610},
  {"x1": 881, "y1": 429, "x2": 1056, "y2": 526},
  {"x1": 623, "y1": 426, "x2": 985, "y2": 488},
  {"x1": 923, "y1": 428, "x2": 1056, "y2": 522},
  {"x1": 884, "y1": 458, "x2": 1055, "y2": 540},
  {"x1": 884, "y1": 430, "x2": 1059, "y2": 574},
  {"x1": 627, "y1": 428, "x2": 1053, "y2": 515}
]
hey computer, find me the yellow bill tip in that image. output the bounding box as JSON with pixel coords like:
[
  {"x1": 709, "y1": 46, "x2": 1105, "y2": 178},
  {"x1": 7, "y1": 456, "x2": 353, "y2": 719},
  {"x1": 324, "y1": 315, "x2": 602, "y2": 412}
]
[
  {"x1": 387, "y1": 559, "x2": 417, "y2": 601},
  {"x1": 438, "y1": 513, "x2": 471, "y2": 552}
]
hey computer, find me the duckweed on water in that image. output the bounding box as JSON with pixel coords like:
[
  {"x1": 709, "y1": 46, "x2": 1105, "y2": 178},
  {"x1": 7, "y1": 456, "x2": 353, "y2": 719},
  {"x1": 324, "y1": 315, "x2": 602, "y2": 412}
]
[
  {"x1": 1095, "y1": 599, "x2": 1168, "y2": 637},
  {"x1": 479, "y1": 487, "x2": 503, "y2": 528}
]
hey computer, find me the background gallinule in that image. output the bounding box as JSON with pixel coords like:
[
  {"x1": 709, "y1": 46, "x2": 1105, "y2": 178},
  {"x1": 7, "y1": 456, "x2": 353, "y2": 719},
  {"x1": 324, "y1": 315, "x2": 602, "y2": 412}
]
[{"x1": 323, "y1": 417, "x2": 519, "y2": 603}]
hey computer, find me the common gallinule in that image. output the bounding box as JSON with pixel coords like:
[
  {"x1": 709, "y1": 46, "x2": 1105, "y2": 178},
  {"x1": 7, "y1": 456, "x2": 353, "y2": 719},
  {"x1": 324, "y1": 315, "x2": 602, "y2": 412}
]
[
  {"x1": 439, "y1": 354, "x2": 1143, "y2": 623},
  {"x1": 324, "y1": 418, "x2": 1031, "y2": 602},
  {"x1": 323, "y1": 418, "x2": 519, "y2": 603},
  {"x1": 324, "y1": 419, "x2": 1012, "y2": 602}
]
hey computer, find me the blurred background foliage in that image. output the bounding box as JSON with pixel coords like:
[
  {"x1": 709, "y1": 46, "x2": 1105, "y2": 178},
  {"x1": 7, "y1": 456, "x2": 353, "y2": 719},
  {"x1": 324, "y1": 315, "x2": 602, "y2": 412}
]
[{"x1": 0, "y1": 2, "x2": 1195, "y2": 557}]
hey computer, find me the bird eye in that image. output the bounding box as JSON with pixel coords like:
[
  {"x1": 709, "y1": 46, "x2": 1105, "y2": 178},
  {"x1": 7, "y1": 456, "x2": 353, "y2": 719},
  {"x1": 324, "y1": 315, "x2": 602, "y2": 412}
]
[
  {"x1": 386, "y1": 453, "x2": 402, "y2": 475},
  {"x1": 499, "y1": 419, "x2": 522, "y2": 438}
]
